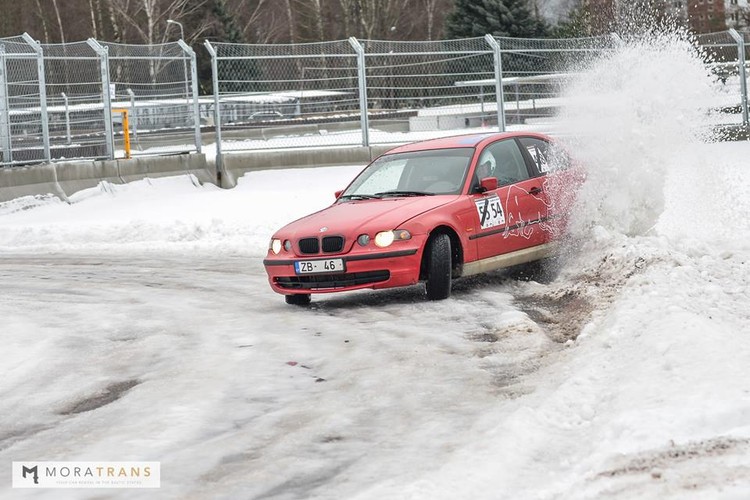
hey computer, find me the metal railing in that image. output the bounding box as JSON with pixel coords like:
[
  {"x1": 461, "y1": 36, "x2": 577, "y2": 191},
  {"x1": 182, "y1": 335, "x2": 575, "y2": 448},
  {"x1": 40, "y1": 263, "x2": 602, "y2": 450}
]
[
  {"x1": 204, "y1": 35, "x2": 626, "y2": 169},
  {"x1": 0, "y1": 30, "x2": 749, "y2": 172},
  {"x1": 0, "y1": 33, "x2": 200, "y2": 167}
]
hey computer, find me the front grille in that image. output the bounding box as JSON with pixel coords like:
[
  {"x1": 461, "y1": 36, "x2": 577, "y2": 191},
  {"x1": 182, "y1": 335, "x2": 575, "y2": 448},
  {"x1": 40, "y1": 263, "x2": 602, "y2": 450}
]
[
  {"x1": 275, "y1": 270, "x2": 390, "y2": 290},
  {"x1": 298, "y1": 237, "x2": 319, "y2": 254},
  {"x1": 297, "y1": 236, "x2": 344, "y2": 255},
  {"x1": 322, "y1": 236, "x2": 344, "y2": 253}
]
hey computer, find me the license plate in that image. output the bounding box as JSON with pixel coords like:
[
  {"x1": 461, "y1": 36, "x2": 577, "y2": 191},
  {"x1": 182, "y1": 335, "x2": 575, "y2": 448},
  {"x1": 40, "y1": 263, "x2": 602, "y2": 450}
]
[{"x1": 294, "y1": 258, "x2": 345, "y2": 274}]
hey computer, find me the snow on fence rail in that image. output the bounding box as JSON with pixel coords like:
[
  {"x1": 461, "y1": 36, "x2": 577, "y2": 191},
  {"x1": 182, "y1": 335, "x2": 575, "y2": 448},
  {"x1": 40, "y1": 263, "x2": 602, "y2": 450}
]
[{"x1": 1, "y1": 31, "x2": 749, "y2": 171}]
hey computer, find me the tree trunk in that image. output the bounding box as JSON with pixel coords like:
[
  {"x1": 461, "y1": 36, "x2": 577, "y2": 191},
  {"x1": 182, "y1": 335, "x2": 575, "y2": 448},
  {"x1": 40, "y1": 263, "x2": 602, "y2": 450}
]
[
  {"x1": 107, "y1": 0, "x2": 122, "y2": 42},
  {"x1": 339, "y1": 0, "x2": 353, "y2": 36},
  {"x1": 51, "y1": 0, "x2": 65, "y2": 42},
  {"x1": 423, "y1": 0, "x2": 436, "y2": 40},
  {"x1": 284, "y1": 0, "x2": 296, "y2": 42},
  {"x1": 96, "y1": 0, "x2": 106, "y2": 39},
  {"x1": 34, "y1": 0, "x2": 50, "y2": 43},
  {"x1": 89, "y1": 0, "x2": 99, "y2": 38},
  {"x1": 312, "y1": 0, "x2": 325, "y2": 41}
]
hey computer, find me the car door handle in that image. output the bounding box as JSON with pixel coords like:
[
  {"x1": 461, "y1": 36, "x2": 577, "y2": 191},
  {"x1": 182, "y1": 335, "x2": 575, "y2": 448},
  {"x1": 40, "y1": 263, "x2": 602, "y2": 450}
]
[{"x1": 529, "y1": 186, "x2": 543, "y2": 195}]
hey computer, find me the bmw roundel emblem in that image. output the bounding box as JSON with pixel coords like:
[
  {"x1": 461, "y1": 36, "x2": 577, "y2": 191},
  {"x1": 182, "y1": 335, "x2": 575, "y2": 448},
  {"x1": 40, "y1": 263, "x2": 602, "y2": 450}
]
[{"x1": 319, "y1": 227, "x2": 328, "y2": 232}]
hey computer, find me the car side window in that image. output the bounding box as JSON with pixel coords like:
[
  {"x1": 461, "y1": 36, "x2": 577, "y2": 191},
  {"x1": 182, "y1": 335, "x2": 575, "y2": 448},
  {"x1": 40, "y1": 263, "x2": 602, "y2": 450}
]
[
  {"x1": 519, "y1": 137, "x2": 571, "y2": 174},
  {"x1": 482, "y1": 139, "x2": 530, "y2": 186},
  {"x1": 518, "y1": 137, "x2": 550, "y2": 174}
]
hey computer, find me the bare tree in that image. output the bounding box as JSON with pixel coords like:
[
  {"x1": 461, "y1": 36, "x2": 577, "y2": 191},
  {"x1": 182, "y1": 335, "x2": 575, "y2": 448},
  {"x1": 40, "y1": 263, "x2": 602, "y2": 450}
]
[
  {"x1": 51, "y1": 0, "x2": 66, "y2": 42},
  {"x1": 354, "y1": 0, "x2": 414, "y2": 39},
  {"x1": 310, "y1": 0, "x2": 326, "y2": 41},
  {"x1": 89, "y1": 0, "x2": 100, "y2": 38},
  {"x1": 421, "y1": 0, "x2": 438, "y2": 40},
  {"x1": 108, "y1": 0, "x2": 210, "y2": 45},
  {"x1": 223, "y1": 0, "x2": 282, "y2": 43},
  {"x1": 283, "y1": 0, "x2": 297, "y2": 42},
  {"x1": 34, "y1": 0, "x2": 51, "y2": 42},
  {"x1": 107, "y1": 0, "x2": 124, "y2": 42},
  {"x1": 338, "y1": 0, "x2": 355, "y2": 37}
]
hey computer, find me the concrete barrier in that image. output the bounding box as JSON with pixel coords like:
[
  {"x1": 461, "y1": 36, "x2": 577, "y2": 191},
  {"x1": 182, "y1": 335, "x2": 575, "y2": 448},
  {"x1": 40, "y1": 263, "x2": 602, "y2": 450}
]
[
  {"x1": 55, "y1": 160, "x2": 122, "y2": 198},
  {"x1": 118, "y1": 154, "x2": 214, "y2": 185},
  {"x1": 0, "y1": 145, "x2": 398, "y2": 202},
  {"x1": 0, "y1": 153, "x2": 213, "y2": 203},
  {"x1": 0, "y1": 163, "x2": 68, "y2": 202},
  {"x1": 220, "y1": 145, "x2": 393, "y2": 188}
]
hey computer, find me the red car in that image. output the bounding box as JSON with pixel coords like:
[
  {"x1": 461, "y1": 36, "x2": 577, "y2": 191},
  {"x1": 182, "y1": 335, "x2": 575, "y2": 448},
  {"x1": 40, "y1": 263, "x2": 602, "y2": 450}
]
[{"x1": 263, "y1": 132, "x2": 576, "y2": 305}]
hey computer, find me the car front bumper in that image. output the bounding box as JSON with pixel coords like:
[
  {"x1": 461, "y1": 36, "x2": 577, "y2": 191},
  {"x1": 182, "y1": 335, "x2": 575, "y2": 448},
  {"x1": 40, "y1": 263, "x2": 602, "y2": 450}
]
[{"x1": 263, "y1": 240, "x2": 426, "y2": 295}]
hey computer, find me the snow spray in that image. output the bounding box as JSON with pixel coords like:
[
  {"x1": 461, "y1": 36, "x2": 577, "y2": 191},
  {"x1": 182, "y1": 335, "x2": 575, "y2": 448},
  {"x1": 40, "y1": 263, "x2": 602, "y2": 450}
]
[{"x1": 555, "y1": 13, "x2": 720, "y2": 239}]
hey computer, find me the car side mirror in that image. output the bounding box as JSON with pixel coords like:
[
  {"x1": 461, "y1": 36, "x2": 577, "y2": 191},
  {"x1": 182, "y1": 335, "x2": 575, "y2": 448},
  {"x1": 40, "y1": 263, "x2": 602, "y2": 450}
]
[
  {"x1": 334, "y1": 190, "x2": 343, "y2": 199},
  {"x1": 477, "y1": 177, "x2": 498, "y2": 193}
]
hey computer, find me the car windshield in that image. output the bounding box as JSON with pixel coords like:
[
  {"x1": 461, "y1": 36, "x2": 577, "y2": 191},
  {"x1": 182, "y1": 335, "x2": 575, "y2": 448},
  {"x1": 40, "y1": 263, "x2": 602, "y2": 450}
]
[{"x1": 341, "y1": 148, "x2": 473, "y2": 199}]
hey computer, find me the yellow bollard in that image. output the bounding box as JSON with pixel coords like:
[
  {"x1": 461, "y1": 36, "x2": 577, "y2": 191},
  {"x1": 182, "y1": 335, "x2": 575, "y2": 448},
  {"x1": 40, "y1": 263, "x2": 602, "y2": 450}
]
[{"x1": 112, "y1": 108, "x2": 131, "y2": 159}]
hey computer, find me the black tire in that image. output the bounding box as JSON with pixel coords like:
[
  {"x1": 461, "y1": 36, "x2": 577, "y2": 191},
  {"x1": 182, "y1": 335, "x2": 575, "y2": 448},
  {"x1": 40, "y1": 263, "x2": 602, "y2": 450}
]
[
  {"x1": 425, "y1": 233, "x2": 452, "y2": 300},
  {"x1": 285, "y1": 294, "x2": 311, "y2": 306}
]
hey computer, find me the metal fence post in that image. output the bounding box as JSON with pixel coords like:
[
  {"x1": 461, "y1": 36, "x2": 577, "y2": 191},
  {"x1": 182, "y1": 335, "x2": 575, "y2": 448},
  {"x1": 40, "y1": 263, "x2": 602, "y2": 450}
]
[
  {"x1": 87, "y1": 38, "x2": 114, "y2": 160},
  {"x1": 0, "y1": 45, "x2": 11, "y2": 165},
  {"x1": 126, "y1": 88, "x2": 137, "y2": 141},
  {"x1": 22, "y1": 33, "x2": 51, "y2": 162},
  {"x1": 729, "y1": 29, "x2": 749, "y2": 128},
  {"x1": 348, "y1": 37, "x2": 370, "y2": 147},
  {"x1": 204, "y1": 40, "x2": 222, "y2": 182},
  {"x1": 484, "y1": 34, "x2": 506, "y2": 132},
  {"x1": 62, "y1": 92, "x2": 71, "y2": 144},
  {"x1": 178, "y1": 39, "x2": 202, "y2": 154}
]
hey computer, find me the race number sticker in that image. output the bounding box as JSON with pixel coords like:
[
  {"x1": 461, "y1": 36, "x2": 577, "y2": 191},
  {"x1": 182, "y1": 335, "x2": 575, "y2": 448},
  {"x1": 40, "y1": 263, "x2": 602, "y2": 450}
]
[{"x1": 475, "y1": 194, "x2": 505, "y2": 229}]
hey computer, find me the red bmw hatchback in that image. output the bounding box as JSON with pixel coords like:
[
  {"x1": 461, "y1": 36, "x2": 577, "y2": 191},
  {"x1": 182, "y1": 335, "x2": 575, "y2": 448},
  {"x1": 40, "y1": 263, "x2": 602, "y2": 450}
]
[{"x1": 264, "y1": 131, "x2": 576, "y2": 305}]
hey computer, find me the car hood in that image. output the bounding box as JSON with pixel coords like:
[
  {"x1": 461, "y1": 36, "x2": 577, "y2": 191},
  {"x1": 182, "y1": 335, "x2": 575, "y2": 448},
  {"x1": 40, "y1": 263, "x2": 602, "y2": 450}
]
[{"x1": 279, "y1": 196, "x2": 458, "y2": 238}]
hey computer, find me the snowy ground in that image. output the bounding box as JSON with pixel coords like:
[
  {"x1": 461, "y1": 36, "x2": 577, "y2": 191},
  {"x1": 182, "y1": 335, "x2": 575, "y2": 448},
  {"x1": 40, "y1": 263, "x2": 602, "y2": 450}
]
[
  {"x1": 2, "y1": 32, "x2": 750, "y2": 499},
  {"x1": 1, "y1": 138, "x2": 749, "y2": 499}
]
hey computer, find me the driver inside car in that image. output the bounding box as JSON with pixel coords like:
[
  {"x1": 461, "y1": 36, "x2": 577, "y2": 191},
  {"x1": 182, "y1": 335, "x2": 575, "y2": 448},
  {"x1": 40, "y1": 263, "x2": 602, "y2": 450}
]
[{"x1": 476, "y1": 151, "x2": 496, "y2": 182}]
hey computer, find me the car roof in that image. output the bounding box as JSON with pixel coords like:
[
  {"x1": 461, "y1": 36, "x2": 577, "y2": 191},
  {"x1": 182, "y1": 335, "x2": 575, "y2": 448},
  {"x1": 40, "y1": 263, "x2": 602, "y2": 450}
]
[{"x1": 383, "y1": 131, "x2": 551, "y2": 155}]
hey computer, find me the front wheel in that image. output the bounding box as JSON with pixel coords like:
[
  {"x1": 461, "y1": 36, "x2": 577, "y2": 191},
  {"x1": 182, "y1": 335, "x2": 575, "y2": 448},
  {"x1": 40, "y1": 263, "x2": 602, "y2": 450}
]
[
  {"x1": 285, "y1": 294, "x2": 311, "y2": 306},
  {"x1": 425, "y1": 233, "x2": 452, "y2": 300}
]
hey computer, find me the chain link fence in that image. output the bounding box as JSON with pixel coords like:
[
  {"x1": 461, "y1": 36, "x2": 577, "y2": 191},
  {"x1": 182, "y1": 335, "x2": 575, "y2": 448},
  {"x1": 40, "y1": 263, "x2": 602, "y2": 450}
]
[
  {"x1": 492, "y1": 34, "x2": 620, "y2": 127},
  {"x1": 42, "y1": 40, "x2": 110, "y2": 161},
  {"x1": 205, "y1": 39, "x2": 362, "y2": 161},
  {"x1": 0, "y1": 34, "x2": 47, "y2": 165},
  {"x1": 696, "y1": 29, "x2": 749, "y2": 127},
  {"x1": 1, "y1": 30, "x2": 749, "y2": 171},
  {"x1": 207, "y1": 31, "x2": 750, "y2": 169},
  {"x1": 102, "y1": 40, "x2": 201, "y2": 157},
  {"x1": 206, "y1": 35, "x2": 622, "y2": 166},
  {"x1": 0, "y1": 33, "x2": 200, "y2": 168},
  {"x1": 361, "y1": 38, "x2": 496, "y2": 144}
]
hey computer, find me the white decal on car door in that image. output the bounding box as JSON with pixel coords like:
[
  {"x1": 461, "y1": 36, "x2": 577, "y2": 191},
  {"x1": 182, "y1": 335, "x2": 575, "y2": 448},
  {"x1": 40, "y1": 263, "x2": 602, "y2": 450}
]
[{"x1": 474, "y1": 194, "x2": 505, "y2": 229}]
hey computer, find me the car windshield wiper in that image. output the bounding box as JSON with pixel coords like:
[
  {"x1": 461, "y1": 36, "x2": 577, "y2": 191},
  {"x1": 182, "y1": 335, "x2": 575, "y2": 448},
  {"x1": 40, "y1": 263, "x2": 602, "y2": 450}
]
[
  {"x1": 338, "y1": 193, "x2": 379, "y2": 200},
  {"x1": 374, "y1": 190, "x2": 435, "y2": 198}
]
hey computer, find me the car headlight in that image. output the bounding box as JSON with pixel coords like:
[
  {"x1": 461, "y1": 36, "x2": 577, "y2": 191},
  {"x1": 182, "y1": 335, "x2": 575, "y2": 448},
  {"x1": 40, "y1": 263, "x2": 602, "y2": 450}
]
[
  {"x1": 270, "y1": 238, "x2": 282, "y2": 254},
  {"x1": 374, "y1": 230, "x2": 411, "y2": 248}
]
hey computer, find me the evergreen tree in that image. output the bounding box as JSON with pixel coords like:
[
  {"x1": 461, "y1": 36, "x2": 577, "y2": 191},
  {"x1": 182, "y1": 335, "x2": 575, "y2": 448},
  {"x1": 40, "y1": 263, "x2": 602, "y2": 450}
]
[
  {"x1": 212, "y1": 0, "x2": 244, "y2": 43},
  {"x1": 203, "y1": 0, "x2": 264, "y2": 94},
  {"x1": 444, "y1": 0, "x2": 547, "y2": 39},
  {"x1": 552, "y1": 1, "x2": 596, "y2": 38}
]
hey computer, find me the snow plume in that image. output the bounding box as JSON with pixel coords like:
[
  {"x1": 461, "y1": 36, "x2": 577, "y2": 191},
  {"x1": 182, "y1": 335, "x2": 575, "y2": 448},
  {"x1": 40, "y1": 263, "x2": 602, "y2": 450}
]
[{"x1": 557, "y1": 30, "x2": 717, "y2": 239}]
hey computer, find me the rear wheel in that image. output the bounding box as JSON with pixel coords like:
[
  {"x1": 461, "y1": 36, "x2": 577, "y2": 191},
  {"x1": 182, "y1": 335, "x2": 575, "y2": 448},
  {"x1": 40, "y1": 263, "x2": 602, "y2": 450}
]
[
  {"x1": 285, "y1": 294, "x2": 311, "y2": 306},
  {"x1": 425, "y1": 233, "x2": 452, "y2": 300}
]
